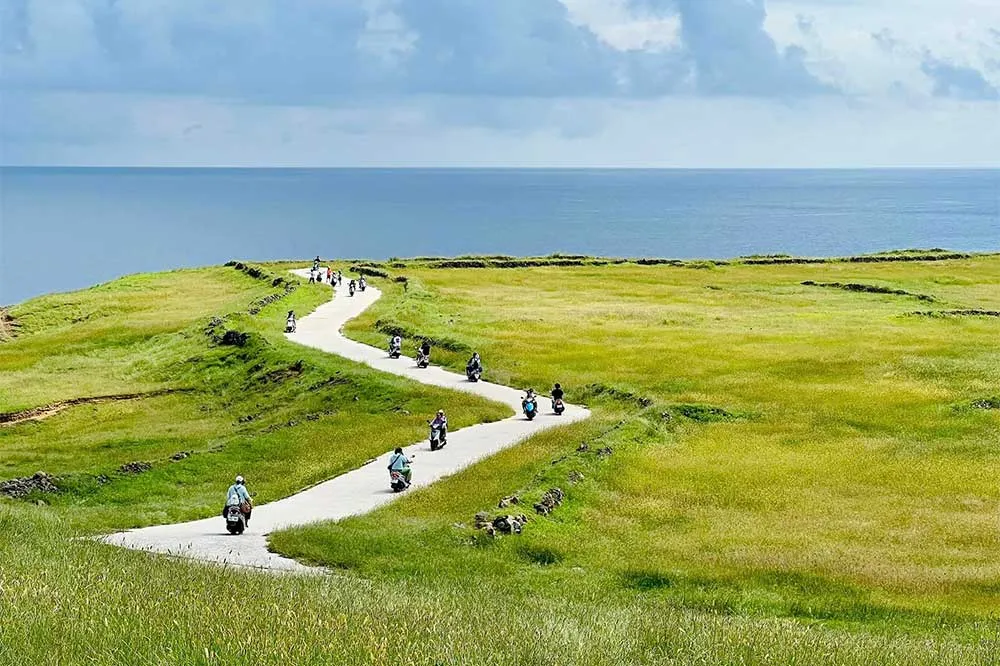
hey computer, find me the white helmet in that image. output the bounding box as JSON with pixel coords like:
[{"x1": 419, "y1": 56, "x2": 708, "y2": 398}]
[{"x1": 235, "y1": 475, "x2": 244, "y2": 484}]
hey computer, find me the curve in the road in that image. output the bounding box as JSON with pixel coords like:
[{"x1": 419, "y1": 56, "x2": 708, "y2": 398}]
[{"x1": 101, "y1": 271, "x2": 590, "y2": 572}]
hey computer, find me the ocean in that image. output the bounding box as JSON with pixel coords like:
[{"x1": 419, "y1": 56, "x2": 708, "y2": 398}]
[{"x1": 1, "y1": 167, "x2": 997, "y2": 304}]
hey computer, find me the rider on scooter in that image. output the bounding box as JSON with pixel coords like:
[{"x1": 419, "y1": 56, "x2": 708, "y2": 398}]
[
  {"x1": 430, "y1": 409, "x2": 448, "y2": 442},
  {"x1": 388, "y1": 447, "x2": 412, "y2": 485},
  {"x1": 222, "y1": 475, "x2": 253, "y2": 523},
  {"x1": 467, "y1": 352, "x2": 483, "y2": 375}
]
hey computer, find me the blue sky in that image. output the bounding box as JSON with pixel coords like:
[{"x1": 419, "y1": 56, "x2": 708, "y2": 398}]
[{"x1": 1, "y1": 0, "x2": 998, "y2": 167}]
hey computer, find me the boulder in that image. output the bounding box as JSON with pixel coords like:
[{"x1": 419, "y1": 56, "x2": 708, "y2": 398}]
[
  {"x1": 0, "y1": 471, "x2": 60, "y2": 498},
  {"x1": 493, "y1": 514, "x2": 528, "y2": 535},
  {"x1": 498, "y1": 495, "x2": 519, "y2": 508},
  {"x1": 118, "y1": 461, "x2": 152, "y2": 475},
  {"x1": 534, "y1": 488, "x2": 564, "y2": 516}
]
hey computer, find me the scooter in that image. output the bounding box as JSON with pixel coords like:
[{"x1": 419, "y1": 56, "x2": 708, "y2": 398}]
[
  {"x1": 390, "y1": 470, "x2": 409, "y2": 493},
  {"x1": 416, "y1": 350, "x2": 430, "y2": 368},
  {"x1": 552, "y1": 398, "x2": 565, "y2": 415},
  {"x1": 285, "y1": 318, "x2": 296, "y2": 334},
  {"x1": 523, "y1": 398, "x2": 538, "y2": 421},
  {"x1": 430, "y1": 423, "x2": 447, "y2": 451},
  {"x1": 224, "y1": 505, "x2": 246, "y2": 535},
  {"x1": 389, "y1": 341, "x2": 402, "y2": 359},
  {"x1": 466, "y1": 365, "x2": 482, "y2": 382},
  {"x1": 349, "y1": 283, "x2": 356, "y2": 297},
  {"x1": 360, "y1": 279, "x2": 367, "y2": 292}
]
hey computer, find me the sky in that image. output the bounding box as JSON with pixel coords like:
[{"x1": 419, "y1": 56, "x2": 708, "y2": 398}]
[{"x1": 1, "y1": 0, "x2": 998, "y2": 167}]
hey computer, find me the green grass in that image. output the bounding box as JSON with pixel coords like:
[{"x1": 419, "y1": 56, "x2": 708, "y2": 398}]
[
  {"x1": 4, "y1": 503, "x2": 1000, "y2": 665},
  {"x1": 0, "y1": 263, "x2": 508, "y2": 531},
  {"x1": 277, "y1": 255, "x2": 1000, "y2": 619},
  {"x1": 4, "y1": 254, "x2": 1000, "y2": 664}
]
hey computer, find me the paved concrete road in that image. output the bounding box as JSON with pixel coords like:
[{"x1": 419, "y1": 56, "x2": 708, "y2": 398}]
[{"x1": 101, "y1": 271, "x2": 590, "y2": 572}]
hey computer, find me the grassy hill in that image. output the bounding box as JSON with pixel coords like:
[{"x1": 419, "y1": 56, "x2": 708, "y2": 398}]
[{"x1": 2, "y1": 253, "x2": 1000, "y2": 664}]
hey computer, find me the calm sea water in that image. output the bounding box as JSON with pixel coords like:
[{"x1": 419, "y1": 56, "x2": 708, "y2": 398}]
[{"x1": 1, "y1": 167, "x2": 997, "y2": 304}]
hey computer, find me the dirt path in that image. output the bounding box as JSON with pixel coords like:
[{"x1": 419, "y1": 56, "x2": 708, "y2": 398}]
[
  {"x1": 101, "y1": 272, "x2": 590, "y2": 572},
  {"x1": 1, "y1": 389, "x2": 192, "y2": 426}
]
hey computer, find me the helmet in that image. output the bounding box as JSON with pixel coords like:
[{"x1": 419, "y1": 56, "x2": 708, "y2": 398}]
[
  {"x1": 437, "y1": 409, "x2": 444, "y2": 416},
  {"x1": 235, "y1": 475, "x2": 244, "y2": 484}
]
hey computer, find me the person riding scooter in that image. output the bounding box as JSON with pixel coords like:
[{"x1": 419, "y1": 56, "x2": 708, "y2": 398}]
[
  {"x1": 416, "y1": 340, "x2": 431, "y2": 367},
  {"x1": 429, "y1": 409, "x2": 448, "y2": 449},
  {"x1": 389, "y1": 334, "x2": 402, "y2": 358},
  {"x1": 222, "y1": 475, "x2": 253, "y2": 524},
  {"x1": 551, "y1": 383, "x2": 565, "y2": 415},
  {"x1": 522, "y1": 389, "x2": 539, "y2": 420},
  {"x1": 359, "y1": 276, "x2": 367, "y2": 292},
  {"x1": 285, "y1": 310, "x2": 297, "y2": 333},
  {"x1": 349, "y1": 279, "x2": 356, "y2": 296},
  {"x1": 388, "y1": 447, "x2": 412, "y2": 486},
  {"x1": 466, "y1": 352, "x2": 483, "y2": 381}
]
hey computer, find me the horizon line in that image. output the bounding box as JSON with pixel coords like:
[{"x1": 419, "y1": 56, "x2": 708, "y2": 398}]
[{"x1": 3, "y1": 165, "x2": 999, "y2": 171}]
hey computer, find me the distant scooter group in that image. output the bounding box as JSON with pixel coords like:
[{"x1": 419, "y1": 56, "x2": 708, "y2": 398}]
[{"x1": 253, "y1": 259, "x2": 570, "y2": 516}]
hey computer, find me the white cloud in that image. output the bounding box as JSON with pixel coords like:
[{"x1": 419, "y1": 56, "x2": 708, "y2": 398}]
[
  {"x1": 562, "y1": 0, "x2": 682, "y2": 51},
  {"x1": 1, "y1": 0, "x2": 998, "y2": 166}
]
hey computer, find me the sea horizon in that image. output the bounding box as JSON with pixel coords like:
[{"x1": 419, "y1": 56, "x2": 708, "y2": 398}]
[
  {"x1": 3, "y1": 167, "x2": 998, "y2": 305},
  {"x1": 4, "y1": 165, "x2": 999, "y2": 171}
]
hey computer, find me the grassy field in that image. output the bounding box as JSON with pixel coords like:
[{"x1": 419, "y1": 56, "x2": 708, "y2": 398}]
[
  {"x1": 0, "y1": 263, "x2": 508, "y2": 531},
  {"x1": 3, "y1": 253, "x2": 1000, "y2": 664},
  {"x1": 279, "y1": 253, "x2": 1000, "y2": 618}
]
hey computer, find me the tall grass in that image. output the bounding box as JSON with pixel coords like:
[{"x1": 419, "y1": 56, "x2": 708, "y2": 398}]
[
  {"x1": 4, "y1": 257, "x2": 1000, "y2": 663},
  {"x1": 3, "y1": 504, "x2": 999, "y2": 665},
  {"x1": 0, "y1": 265, "x2": 507, "y2": 532},
  {"x1": 323, "y1": 256, "x2": 1000, "y2": 615}
]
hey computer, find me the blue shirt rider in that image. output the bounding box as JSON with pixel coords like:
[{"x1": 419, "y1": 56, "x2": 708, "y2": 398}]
[
  {"x1": 223, "y1": 475, "x2": 253, "y2": 522},
  {"x1": 388, "y1": 448, "x2": 412, "y2": 484}
]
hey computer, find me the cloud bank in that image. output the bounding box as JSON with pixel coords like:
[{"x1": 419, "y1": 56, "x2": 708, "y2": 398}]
[{"x1": 1, "y1": 0, "x2": 997, "y2": 166}]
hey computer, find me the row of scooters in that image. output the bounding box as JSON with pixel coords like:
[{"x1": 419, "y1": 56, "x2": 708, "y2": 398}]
[{"x1": 384, "y1": 337, "x2": 567, "y2": 491}]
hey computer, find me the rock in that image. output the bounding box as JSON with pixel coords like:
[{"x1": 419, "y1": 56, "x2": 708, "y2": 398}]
[
  {"x1": 534, "y1": 488, "x2": 565, "y2": 516},
  {"x1": 0, "y1": 471, "x2": 60, "y2": 498},
  {"x1": 498, "y1": 495, "x2": 519, "y2": 508},
  {"x1": 35, "y1": 499, "x2": 47, "y2": 506},
  {"x1": 170, "y1": 451, "x2": 192, "y2": 461},
  {"x1": 577, "y1": 443, "x2": 589, "y2": 452},
  {"x1": 493, "y1": 514, "x2": 528, "y2": 535},
  {"x1": 596, "y1": 447, "x2": 613, "y2": 459},
  {"x1": 118, "y1": 461, "x2": 152, "y2": 475},
  {"x1": 568, "y1": 471, "x2": 585, "y2": 484},
  {"x1": 474, "y1": 511, "x2": 492, "y2": 529}
]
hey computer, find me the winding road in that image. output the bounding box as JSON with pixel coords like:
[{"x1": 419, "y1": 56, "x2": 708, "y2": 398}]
[{"x1": 101, "y1": 271, "x2": 590, "y2": 572}]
